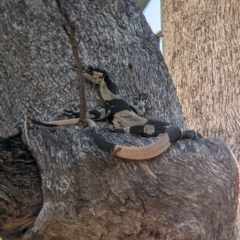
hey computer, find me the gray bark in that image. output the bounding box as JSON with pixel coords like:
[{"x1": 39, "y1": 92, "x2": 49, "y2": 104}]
[
  {"x1": 0, "y1": 0, "x2": 239, "y2": 239},
  {"x1": 137, "y1": 0, "x2": 150, "y2": 11},
  {"x1": 0, "y1": 136, "x2": 42, "y2": 235},
  {"x1": 162, "y1": 0, "x2": 240, "y2": 234},
  {"x1": 162, "y1": 0, "x2": 240, "y2": 162}
]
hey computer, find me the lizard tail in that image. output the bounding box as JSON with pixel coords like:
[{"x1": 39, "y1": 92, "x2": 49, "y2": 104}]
[
  {"x1": 86, "y1": 119, "x2": 183, "y2": 160},
  {"x1": 30, "y1": 118, "x2": 80, "y2": 127},
  {"x1": 114, "y1": 126, "x2": 182, "y2": 160},
  {"x1": 30, "y1": 118, "x2": 182, "y2": 160}
]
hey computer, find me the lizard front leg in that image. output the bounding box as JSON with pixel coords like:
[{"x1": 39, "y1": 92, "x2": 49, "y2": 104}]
[{"x1": 130, "y1": 93, "x2": 149, "y2": 116}]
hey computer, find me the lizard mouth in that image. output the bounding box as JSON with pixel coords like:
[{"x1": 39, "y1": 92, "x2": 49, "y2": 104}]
[{"x1": 82, "y1": 66, "x2": 105, "y2": 80}]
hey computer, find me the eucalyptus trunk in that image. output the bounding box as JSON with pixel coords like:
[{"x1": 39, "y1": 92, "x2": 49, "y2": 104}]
[
  {"x1": 162, "y1": 0, "x2": 240, "y2": 162},
  {"x1": 0, "y1": 0, "x2": 238, "y2": 239}
]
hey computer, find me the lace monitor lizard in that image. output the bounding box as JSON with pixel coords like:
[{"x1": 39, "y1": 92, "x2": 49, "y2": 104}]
[{"x1": 29, "y1": 66, "x2": 202, "y2": 160}]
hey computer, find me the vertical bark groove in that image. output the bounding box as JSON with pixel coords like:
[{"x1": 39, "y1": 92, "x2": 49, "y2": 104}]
[{"x1": 162, "y1": 0, "x2": 240, "y2": 161}]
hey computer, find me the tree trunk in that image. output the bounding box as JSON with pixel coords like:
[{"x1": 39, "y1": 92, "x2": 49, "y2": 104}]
[
  {"x1": 0, "y1": 0, "x2": 239, "y2": 239},
  {"x1": 162, "y1": 0, "x2": 240, "y2": 161}
]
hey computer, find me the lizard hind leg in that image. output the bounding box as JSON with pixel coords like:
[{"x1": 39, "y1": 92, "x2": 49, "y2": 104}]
[
  {"x1": 63, "y1": 109, "x2": 80, "y2": 118},
  {"x1": 183, "y1": 130, "x2": 203, "y2": 139},
  {"x1": 64, "y1": 107, "x2": 108, "y2": 121}
]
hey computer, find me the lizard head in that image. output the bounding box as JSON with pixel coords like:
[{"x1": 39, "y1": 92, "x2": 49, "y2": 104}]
[
  {"x1": 82, "y1": 66, "x2": 108, "y2": 84},
  {"x1": 82, "y1": 66, "x2": 118, "y2": 94}
]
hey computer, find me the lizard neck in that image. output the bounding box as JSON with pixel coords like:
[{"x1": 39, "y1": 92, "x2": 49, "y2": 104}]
[{"x1": 99, "y1": 79, "x2": 121, "y2": 101}]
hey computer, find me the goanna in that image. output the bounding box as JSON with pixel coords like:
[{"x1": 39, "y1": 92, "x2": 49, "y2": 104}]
[{"x1": 30, "y1": 66, "x2": 202, "y2": 160}]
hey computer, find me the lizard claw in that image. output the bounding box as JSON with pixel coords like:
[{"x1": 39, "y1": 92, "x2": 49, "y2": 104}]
[
  {"x1": 139, "y1": 92, "x2": 148, "y2": 102},
  {"x1": 133, "y1": 92, "x2": 149, "y2": 114}
]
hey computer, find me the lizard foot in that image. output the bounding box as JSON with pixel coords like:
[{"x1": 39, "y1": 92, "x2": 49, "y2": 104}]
[
  {"x1": 134, "y1": 92, "x2": 149, "y2": 111},
  {"x1": 183, "y1": 130, "x2": 203, "y2": 140}
]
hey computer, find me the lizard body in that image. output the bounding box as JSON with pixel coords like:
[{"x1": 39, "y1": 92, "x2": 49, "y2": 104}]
[{"x1": 30, "y1": 66, "x2": 202, "y2": 160}]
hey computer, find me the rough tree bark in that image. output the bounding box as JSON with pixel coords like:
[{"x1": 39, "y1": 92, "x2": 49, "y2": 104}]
[
  {"x1": 0, "y1": 0, "x2": 239, "y2": 239},
  {"x1": 162, "y1": 0, "x2": 240, "y2": 162}
]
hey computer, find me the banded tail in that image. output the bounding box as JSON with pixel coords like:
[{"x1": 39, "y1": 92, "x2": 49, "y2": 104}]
[{"x1": 30, "y1": 118, "x2": 183, "y2": 160}]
